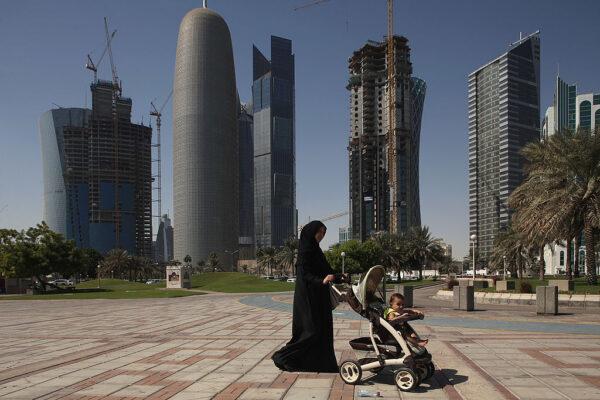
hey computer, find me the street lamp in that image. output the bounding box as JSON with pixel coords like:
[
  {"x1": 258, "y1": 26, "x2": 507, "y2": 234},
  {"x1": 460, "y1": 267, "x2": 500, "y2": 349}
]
[
  {"x1": 470, "y1": 234, "x2": 476, "y2": 279},
  {"x1": 341, "y1": 251, "x2": 346, "y2": 275},
  {"x1": 503, "y1": 255, "x2": 507, "y2": 281},
  {"x1": 224, "y1": 249, "x2": 240, "y2": 271},
  {"x1": 97, "y1": 264, "x2": 101, "y2": 289}
]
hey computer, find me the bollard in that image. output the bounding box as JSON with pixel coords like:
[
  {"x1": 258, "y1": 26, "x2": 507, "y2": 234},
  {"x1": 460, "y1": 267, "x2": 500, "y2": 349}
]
[
  {"x1": 536, "y1": 286, "x2": 558, "y2": 315},
  {"x1": 548, "y1": 280, "x2": 574, "y2": 292},
  {"x1": 453, "y1": 285, "x2": 474, "y2": 311},
  {"x1": 496, "y1": 280, "x2": 515, "y2": 291},
  {"x1": 393, "y1": 285, "x2": 414, "y2": 307}
]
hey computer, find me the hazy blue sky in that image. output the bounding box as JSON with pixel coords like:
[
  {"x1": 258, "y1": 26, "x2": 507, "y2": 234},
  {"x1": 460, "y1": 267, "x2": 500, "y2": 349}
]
[{"x1": 1, "y1": 0, "x2": 599, "y2": 258}]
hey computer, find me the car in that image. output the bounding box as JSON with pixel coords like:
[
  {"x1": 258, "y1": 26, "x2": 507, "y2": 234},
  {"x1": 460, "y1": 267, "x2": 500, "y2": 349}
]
[
  {"x1": 49, "y1": 279, "x2": 74, "y2": 289},
  {"x1": 279, "y1": 276, "x2": 288, "y2": 281},
  {"x1": 286, "y1": 277, "x2": 296, "y2": 283},
  {"x1": 146, "y1": 279, "x2": 161, "y2": 285}
]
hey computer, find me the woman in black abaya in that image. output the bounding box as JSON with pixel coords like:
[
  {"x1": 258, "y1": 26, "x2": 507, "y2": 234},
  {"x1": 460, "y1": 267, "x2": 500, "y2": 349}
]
[{"x1": 271, "y1": 220, "x2": 345, "y2": 372}]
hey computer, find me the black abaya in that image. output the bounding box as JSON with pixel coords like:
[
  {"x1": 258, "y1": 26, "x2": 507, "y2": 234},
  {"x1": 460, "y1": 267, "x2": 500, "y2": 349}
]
[{"x1": 271, "y1": 221, "x2": 341, "y2": 373}]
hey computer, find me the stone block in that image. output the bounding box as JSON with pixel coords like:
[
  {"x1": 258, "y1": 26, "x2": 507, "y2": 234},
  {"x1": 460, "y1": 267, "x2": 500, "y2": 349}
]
[
  {"x1": 458, "y1": 278, "x2": 471, "y2": 286},
  {"x1": 393, "y1": 285, "x2": 413, "y2": 307},
  {"x1": 536, "y1": 286, "x2": 558, "y2": 315},
  {"x1": 472, "y1": 280, "x2": 488, "y2": 289},
  {"x1": 496, "y1": 280, "x2": 515, "y2": 291},
  {"x1": 453, "y1": 285, "x2": 474, "y2": 311},
  {"x1": 548, "y1": 279, "x2": 575, "y2": 292}
]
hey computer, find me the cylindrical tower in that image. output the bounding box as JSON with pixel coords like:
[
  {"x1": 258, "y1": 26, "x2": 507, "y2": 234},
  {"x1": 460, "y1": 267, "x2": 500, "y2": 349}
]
[{"x1": 173, "y1": 5, "x2": 239, "y2": 267}]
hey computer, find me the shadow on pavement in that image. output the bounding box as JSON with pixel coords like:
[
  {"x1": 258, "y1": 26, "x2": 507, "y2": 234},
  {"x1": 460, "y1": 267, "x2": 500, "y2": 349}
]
[{"x1": 358, "y1": 368, "x2": 468, "y2": 392}]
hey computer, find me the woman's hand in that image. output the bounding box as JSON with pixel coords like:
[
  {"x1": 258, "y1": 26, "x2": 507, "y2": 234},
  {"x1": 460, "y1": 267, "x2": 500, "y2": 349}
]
[{"x1": 322, "y1": 274, "x2": 335, "y2": 284}]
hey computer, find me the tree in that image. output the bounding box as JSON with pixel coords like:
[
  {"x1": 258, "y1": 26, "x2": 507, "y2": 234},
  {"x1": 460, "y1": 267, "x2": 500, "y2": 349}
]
[
  {"x1": 509, "y1": 129, "x2": 600, "y2": 284},
  {"x1": 370, "y1": 232, "x2": 409, "y2": 276},
  {"x1": 489, "y1": 227, "x2": 535, "y2": 278},
  {"x1": 101, "y1": 249, "x2": 131, "y2": 280},
  {"x1": 406, "y1": 226, "x2": 443, "y2": 279},
  {"x1": 80, "y1": 248, "x2": 103, "y2": 279},
  {"x1": 183, "y1": 254, "x2": 192, "y2": 265},
  {"x1": 257, "y1": 247, "x2": 277, "y2": 276},
  {"x1": 277, "y1": 237, "x2": 298, "y2": 276},
  {"x1": 206, "y1": 252, "x2": 222, "y2": 272}
]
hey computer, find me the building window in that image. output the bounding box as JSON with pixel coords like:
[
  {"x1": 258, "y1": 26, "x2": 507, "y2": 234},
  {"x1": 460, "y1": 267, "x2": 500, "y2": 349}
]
[
  {"x1": 580, "y1": 100, "x2": 591, "y2": 129},
  {"x1": 595, "y1": 109, "x2": 600, "y2": 128},
  {"x1": 559, "y1": 251, "x2": 564, "y2": 266},
  {"x1": 594, "y1": 94, "x2": 600, "y2": 105}
]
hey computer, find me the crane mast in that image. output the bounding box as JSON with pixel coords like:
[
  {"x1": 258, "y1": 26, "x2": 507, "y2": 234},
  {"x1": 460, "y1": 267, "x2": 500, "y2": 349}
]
[{"x1": 387, "y1": 0, "x2": 398, "y2": 234}]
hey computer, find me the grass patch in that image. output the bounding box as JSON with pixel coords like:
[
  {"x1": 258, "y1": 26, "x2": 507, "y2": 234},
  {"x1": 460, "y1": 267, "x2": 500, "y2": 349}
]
[
  {"x1": 0, "y1": 278, "x2": 204, "y2": 300},
  {"x1": 191, "y1": 272, "x2": 295, "y2": 293}
]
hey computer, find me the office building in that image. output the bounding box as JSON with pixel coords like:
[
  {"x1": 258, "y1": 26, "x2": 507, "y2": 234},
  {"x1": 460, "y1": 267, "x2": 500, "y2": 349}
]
[
  {"x1": 252, "y1": 36, "x2": 296, "y2": 248},
  {"x1": 339, "y1": 226, "x2": 350, "y2": 244},
  {"x1": 542, "y1": 76, "x2": 600, "y2": 138},
  {"x1": 40, "y1": 80, "x2": 152, "y2": 256},
  {"x1": 154, "y1": 214, "x2": 174, "y2": 263},
  {"x1": 173, "y1": 4, "x2": 239, "y2": 266},
  {"x1": 239, "y1": 102, "x2": 255, "y2": 259},
  {"x1": 347, "y1": 37, "x2": 424, "y2": 241},
  {"x1": 468, "y1": 31, "x2": 541, "y2": 265}
]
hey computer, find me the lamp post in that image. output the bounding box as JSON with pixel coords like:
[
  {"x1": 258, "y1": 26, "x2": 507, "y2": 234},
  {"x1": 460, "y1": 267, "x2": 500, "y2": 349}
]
[
  {"x1": 224, "y1": 249, "x2": 240, "y2": 271},
  {"x1": 97, "y1": 265, "x2": 101, "y2": 289},
  {"x1": 503, "y1": 255, "x2": 507, "y2": 280},
  {"x1": 470, "y1": 234, "x2": 476, "y2": 279},
  {"x1": 341, "y1": 251, "x2": 346, "y2": 275}
]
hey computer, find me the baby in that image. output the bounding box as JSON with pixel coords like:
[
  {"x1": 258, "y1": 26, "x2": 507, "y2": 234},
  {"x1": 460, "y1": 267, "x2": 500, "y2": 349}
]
[{"x1": 384, "y1": 293, "x2": 428, "y2": 347}]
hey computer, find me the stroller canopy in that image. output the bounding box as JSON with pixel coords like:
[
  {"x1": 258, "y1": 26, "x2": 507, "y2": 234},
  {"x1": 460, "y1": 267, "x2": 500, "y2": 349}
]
[{"x1": 352, "y1": 265, "x2": 386, "y2": 310}]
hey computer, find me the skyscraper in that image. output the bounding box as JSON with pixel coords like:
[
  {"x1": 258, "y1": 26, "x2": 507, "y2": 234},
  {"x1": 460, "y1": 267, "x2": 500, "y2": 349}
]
[
  {"x1": 173, "y1": 4, "x2": 238, "y2": 266},
  {"x1": 40, "y1": 80, "x2": 152, "y2": 256},
  {"x1": 238, "y1": 102, "x2": 254, "y2": 260},
  {"x1": 468, "y1": 31, "x2": 541, "y2": 265},
  {"x1": 347, "y1": 37, "x2": 423, "y2": 241},
  {"x1": 154, "y1": 214, "x2": 174, "y2": 263},
  {"x1": 252, "y1": 36, "x2": 296, "y2": 248},
  {"x1": 542, "y1": 76, "x2": 600, "y2": 138}
]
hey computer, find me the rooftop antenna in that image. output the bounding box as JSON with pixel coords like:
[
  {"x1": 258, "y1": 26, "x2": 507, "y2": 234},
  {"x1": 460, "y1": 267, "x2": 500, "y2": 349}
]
[{"x1": 203, "y1": 0, "x2": 208, "y2": 8}]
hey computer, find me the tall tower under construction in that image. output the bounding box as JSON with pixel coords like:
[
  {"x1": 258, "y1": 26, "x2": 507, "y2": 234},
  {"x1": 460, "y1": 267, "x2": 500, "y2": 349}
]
[
  {"x1": 347, "y1": 37, "x2": 424, "y2": 241},
  {"x1": 40, "y1": 80, "x2": 153, "y2": 256}
]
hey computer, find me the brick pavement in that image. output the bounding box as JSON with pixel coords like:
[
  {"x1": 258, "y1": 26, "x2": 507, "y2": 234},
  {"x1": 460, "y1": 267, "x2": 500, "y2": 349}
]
[{"x1": 1, "y1": 293, "x2": 600, "y2": 399}]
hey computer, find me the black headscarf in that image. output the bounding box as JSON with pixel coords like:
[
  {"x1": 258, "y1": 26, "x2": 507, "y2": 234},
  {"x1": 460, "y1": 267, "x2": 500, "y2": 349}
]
[{"x1": 298, "y1": 220, "x2": 326, "y2": 256}]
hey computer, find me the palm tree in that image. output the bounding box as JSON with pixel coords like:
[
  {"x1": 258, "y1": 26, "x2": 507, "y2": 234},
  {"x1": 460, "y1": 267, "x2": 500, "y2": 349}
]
[
  {"x1": 277, "y1": 237, "x2": 298, "y2": 276},
  {"x1": 206, "y1": 252, "x2": 221, "y2": 272},
  {"x1": 101, "y1": 249, "x2": 131, "y2": 279},
  {"x1": 509, "y1": 129, "x2": 600, "y2": 284},
  {"x1": 406, "y1": 226, "x2": 442, "y2": 279},
  {"x1": 370, "y1": 231, "x2": 408, "y2": 277},
  {"x1": 490, "y1": 227, "x2": 531, "y2": 278},
  {"x1": 257, "y1": 247, "x2": 278, "y2": 277}
]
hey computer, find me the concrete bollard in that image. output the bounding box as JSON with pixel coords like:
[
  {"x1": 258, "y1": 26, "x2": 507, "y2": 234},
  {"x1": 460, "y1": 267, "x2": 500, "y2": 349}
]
[
  {"x1": 548, "y1": 280, "x2": 574, "y2": 292},
  {"x1": 392, "y1": 285, "x2": 414, "y2": 307},
  {"x1": 496, "y1": 280, "x2": 515, "y2": 291},
  {"x1": 453, "y1": 285, "x2": 474, "y2": 311},
  {"x1": 536, "y1": 286, "x2": 558, "y2": 315}
]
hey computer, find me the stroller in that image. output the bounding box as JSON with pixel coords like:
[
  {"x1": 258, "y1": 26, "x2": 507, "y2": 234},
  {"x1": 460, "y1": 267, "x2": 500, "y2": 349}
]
[{"x1": 334, "y1": 265, "x2": 434, "y2": 391}]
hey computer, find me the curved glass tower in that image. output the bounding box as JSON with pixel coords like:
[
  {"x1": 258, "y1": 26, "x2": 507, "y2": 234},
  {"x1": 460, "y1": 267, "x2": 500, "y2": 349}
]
[{"x1": 173, "y1": 5, "x2": 238, "y2": 266}]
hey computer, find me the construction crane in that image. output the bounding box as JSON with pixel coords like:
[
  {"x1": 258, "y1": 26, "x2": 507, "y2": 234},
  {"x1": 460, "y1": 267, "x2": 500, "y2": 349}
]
[
  {"x1": 294, "y1": 0, "x2": 331, "y2": 11},
  {"x1": 294, "y1": 0, "x2": 398, "y2": 233},
  {"x1": 150, "y1": 89, "x2": 173, "y2": 256},
  {"x1": 104, "y1": 17, "x2": 120, "y2": 93},
  {"x1": 386, "y1": 0, "x2": 398, "y2": 234},
  {"x1": 297, "y1": 211, "x2": 349, "y2": 233},
  {"x1": 85, "y1": 28, "x2": 116, "y2": 82}
]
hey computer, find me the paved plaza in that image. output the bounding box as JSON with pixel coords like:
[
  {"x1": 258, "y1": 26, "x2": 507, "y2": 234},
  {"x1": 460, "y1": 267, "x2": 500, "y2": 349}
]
[{"x1": 1, "y1": 289, "x2": 600, "y2": 400}]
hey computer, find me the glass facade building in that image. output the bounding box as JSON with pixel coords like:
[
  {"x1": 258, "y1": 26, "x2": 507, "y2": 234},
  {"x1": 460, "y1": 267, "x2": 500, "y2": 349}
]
[
  {"x1": 252, "y1": 36, "x2": 296, "y2": 248},
  {"x1": 238, "y1": 102, "x2": 255, "y2": 259},
  {"x1": 468, "y1": 32, "x2": 541, "y2": 265},
  {"x1": 40, "y1": 81, "x2": 152, "y2": 256},
  {"x1": 542, "y1": 76, "x2": 600, "y2": 137}
]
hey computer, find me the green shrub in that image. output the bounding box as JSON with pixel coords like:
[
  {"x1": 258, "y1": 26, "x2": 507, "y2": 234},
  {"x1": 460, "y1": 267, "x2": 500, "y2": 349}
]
[{"x1": 519, "y1": 281, "x2": 533, "y2": 293}]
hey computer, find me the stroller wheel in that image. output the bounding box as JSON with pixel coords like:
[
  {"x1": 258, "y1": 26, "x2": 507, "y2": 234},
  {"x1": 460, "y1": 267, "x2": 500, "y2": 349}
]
[
  {"x1": 339, "y1": 360, "x2": 362, "y2": 385},
  {"x1": 426, "y1": 361, "x2": 435, "y2": 379},
  {"x1": 415, "y1": 363, "x2": 429, "y2": 381},
  {"x1": 394, "y1": 367, "x2": 418, "y2": 391}
]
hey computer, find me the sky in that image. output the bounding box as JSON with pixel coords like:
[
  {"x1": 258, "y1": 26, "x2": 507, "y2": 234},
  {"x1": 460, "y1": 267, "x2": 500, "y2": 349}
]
[{"x1": 1, "y1": 0, "x2": 600, "y2": 259}]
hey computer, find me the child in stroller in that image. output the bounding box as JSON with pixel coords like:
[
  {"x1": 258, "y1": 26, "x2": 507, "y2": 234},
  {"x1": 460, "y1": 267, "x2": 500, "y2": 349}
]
[
  {"x1": 337, "y1": 266, "x2": 435, "y2": 391},
  {"x1": 385, "y1": 293, "x2": 428, "y2": 349}
]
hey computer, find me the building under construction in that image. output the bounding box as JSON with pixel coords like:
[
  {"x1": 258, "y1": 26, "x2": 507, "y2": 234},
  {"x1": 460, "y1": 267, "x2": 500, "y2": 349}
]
[
  {"x1": 41, "y1": 80, "x2": 152, "y2": 257},
  {"x1": 347, "y1": 37, "x2": 425, "y2": 241}
]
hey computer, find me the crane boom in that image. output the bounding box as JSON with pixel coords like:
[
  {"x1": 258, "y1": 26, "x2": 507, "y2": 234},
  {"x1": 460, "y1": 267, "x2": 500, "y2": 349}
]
[
  {"x1": 297, "y1": 211, "x2": 349, "y2": 232},
  {"x1": 104, "y1": 17, "x2": 119, "y2": 90},
  {"x1": 293, "y1": 0, "x2": 331, "y2": 11}
]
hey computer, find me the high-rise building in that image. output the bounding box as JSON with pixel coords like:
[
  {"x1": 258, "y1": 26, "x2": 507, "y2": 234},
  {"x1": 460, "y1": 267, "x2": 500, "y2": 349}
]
[
  {"x1": 40, "y1": 80, "x2": 152, "y2": 256},
  {"x1": 238, "y1": 102, "x2": 255, "y2": 259},
  {"x1": 173, "y1": 4, "x2": 238, "y2": 267},
  {"x1": 154, "y1": 214, "x2": 174, "y2": 263},
  {"x1": 347, "y1": 37, "x2": 424, "y2": 241},
  {"x1": 339, "y1": 226, "x2": 350, "y2": 244},
  {"x1": 468, "y1": 31, "x2": 540, "y2": 265},
  {"x1": 252, "y1": 36, "x2": 296, "y2": 248},
  {"x1": 542, "y1": 76, "x2": 600, "y2": 138}
]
